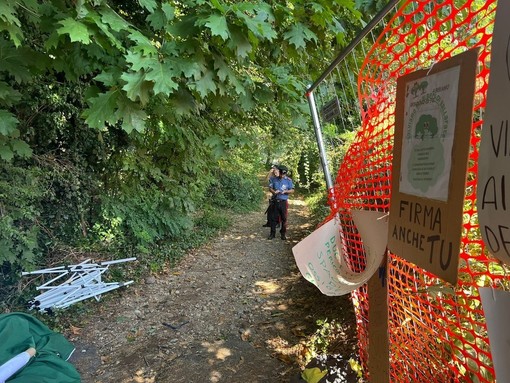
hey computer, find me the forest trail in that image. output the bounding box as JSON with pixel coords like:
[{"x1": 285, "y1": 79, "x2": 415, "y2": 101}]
[{"x1": 69, "y1": 195, "x2": 357, "y2": 383}]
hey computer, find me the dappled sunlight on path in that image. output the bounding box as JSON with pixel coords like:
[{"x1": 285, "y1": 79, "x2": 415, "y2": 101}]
[{"x1": 70, "y1": 195, "x2": 357, "y2": 382}]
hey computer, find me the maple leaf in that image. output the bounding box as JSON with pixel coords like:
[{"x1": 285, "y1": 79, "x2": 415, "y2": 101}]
[
  {"x1": 147, "y1": 7, "x2": 167, "y2": 30},
  {"x1": 0, "y1": 110, "x2": 19, "y2": 136},
  {"x1": 86, "y1": 11, "x2": 124, "y2": 50},
  {"x1": 127, "y1": 30, "x2": 157, "y2": 55},
  {"x1": 94, "y1": 68, "x2": 122, "y2": 86},
  {"x1": 229, "y1": 73, "x2": 245, "y2": 95},
  {"x1": 284, "y1": 23, "x2": 317, "y2": 49},
  {"x1": 162, "y1": 4, "x2": 175, "y2": 21},
  {"x1": 100, "y1": 7, "x2": 130, "y2": 32},
  {"x1": 193, "y1": 69, "x2": 217, "y2": 98},
  {"x1": 125, "y1": 51, "x2": 158, "y2": 72},
  {"x1": 115, "y1": 99, "x2": 147, "y2": 133},
  {"x1": 82, "y1": 90, "x2": 119, "y2": 129},
  {"x1": 174, "y1": 58, "x2": 202, "y2": 80},
  {"x1": 0, "y1": 40, "x2": 32, "y2": 83},
  {"x1": 10, "y1": 139, "x2": 31, "y2": 158},
  {"x1": 169, "y1": 88, "x2": 196, "y2": 116},
  {"x1": 227, "y1": 26, "x2": 252, "y2": 59},
  {"x1": 145, "y1": 60, "x2": 179, "y2": 96},
  {"x1": 204, "y1": 134, "x2": 225, "y2": 158},
  {"x1": 0, "y1": 82, "x2": 21, "y2": 106},
  {"x1": 204, "y1": 14, "x2": 230, "y2": 40},
  {"x1": 213, "y1": 55, "x2": 230, "y2": 82},
  {"x1": 239, "y1": 91, "x2": 255, "y2": 111},
  {"x1": 57, "y1": 18, "x2": 92, "y2": 44},
  {"x1": 121, "y1": 71, "x2": 152, "y2": 105},
  {"x1": 236, "y1": 10, "x2": 276, "y2": 41},
  {"x1": 138, "y1": 0, "x2": 156, "y2": 12},
  {"x1": 0, "y1": 140, "x2": 14, "y2": 161},
  {"x1": 0, "y1": 20, "x2": 24, "y2": 47}
]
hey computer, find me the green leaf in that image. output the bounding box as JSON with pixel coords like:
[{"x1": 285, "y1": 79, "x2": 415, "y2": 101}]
[
  {"x1": 145, "y1": 61, "x2": 179, "y2": 96},
  {"x1": 175, "y1": 58, "x2": 202, "y2": 80},
  {"x1": 94, "y1": 68, "x2": 122, "y2": 86},
  {"x1": 204, "y1": 14, "x2": 229, "y2": 40},
  {"x1": 204, "y1": 134, "x2": 224, "y2": 158},
  {"x1": 0, "y1": 110, "x2": 19, "y2": 136},
  {"x1": 57, "y1": 18, "x2": 92, "y2": 44},
  {"x1": 75, "y1": 0, "x2": 89, "y2": 19},
  {"x1": 167, "y1": 15, "x2": 198, "y2": 38},
  {"x1": 0, "y1": 141, "x2": 14, "y2": 161},
  {"x1": 82, "y1": 90, "x2": 120, "y2": 129},
  {"x1": 229, "y1": 74, "x2": 245, "y2": 95},
  {"x1": 147, "y1": 7, "x2": 167, "y2": 30},
  {"x1": 127, "y1": 30, "x2": 157, "y2": 55},
  {"x1": 86, "y1": 11, "x2": 124, "y2": 50},
  {"x1": 236, "y1": 10, "x2": 276, "y2": 41},
  {"x1": 228, "y1": 26, "x2": 252, "y2": 58},
  {"x1": 0, "y1": 20, "x2": 24, "y2": 47},
  {"x1": 10, "y1": 139, "x2": 32, "y2": 157},
  {"x1": 301, "y1": 367, "x2": 327, "y2": 383},
  {"x1": 192, "y1": 69, "x2": 216, "y2": 98},
  {"x1": 125, "y1": 51, "x2": 158, "y2": 71},
  {"x1": 100, "y1": 7, "x2": 130, "y2": 32},
  {"x1": 213, "y1": 56, "x2": 230, "y2": 82},
  {"x1": 284, "y1": 23, "x2": 317, "y2": 49},
  {"x1": 169, "y1": 88, "x2": 196, "y2": 116},
  {"x1": 0, "y1": 39, "x2": 31, "y2": 83},
  {"x1": 161, "y1": 4, "x2": 175, "y2": 21},
  {"x1": 0, "y1": 82, "x2": 21, "y2": 106},
  {"x1": 239, "y1": 91, "x2": 255, "y2": 111},
  {"x1": 121, "y1": 71, "x2": 152, "y2": 105},
  {"x1": 115, "y1": 99, "x2": 147, "y2": 133},
  {"x1": 138, "y1": 0, "x2": 157, "y2": 12},
  {"x1": 210, "y1": 0, "x2": 226, "y2": 13},
  {"x1": 254, "y1": 85, "x2": 274, "y2": 103},
  {"x1": 0, "y1": 2, "x2": 21, "y2": 26}
]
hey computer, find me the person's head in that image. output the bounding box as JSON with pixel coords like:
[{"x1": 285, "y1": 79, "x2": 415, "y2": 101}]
[{"x1": 278, "y1": 165, "x2": 288, "y2": 178}]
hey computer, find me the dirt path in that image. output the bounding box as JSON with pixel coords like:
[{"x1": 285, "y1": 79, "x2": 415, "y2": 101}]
[{"x1": 69, "y1": 196, "x2": 357, "y2": 383}]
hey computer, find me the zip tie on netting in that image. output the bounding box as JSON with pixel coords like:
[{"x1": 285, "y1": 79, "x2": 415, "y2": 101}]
[{"x1": 22, "y1": 257, "x2": 136, "y2": 313}]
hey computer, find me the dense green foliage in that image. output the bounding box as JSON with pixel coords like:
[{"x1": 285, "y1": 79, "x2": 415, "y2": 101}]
[{"x1": 0, "y1": 0, "x2": 379, "y2": 303}]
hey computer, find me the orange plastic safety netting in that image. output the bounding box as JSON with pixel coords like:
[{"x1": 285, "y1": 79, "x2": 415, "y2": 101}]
[{"x1": 326, "y1": 0, "x2": 501, "y2": 381}]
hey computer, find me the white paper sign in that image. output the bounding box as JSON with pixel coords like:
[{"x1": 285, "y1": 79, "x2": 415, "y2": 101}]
[
  {"x1": 479, "y1": 287, "x2": 510, "y2": 383},
  {"x1": 477, "y1": 0, "x2": 510, "y2": 265},
  {"x1": 399, "y1": 66, "x2": 460, "y2": 201},
  {"x1": 292, "y1": 210, "x2": 388, "y2": 296}
]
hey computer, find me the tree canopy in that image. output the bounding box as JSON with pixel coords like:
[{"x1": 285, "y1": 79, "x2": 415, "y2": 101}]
[{"x1": 0, "y1": 0, "x2": 377, "y2": 284}]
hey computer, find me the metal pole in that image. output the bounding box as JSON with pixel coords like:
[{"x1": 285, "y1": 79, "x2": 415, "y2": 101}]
[{"x1": 306, "y1": 88, "x2": 334, "y2": 192}]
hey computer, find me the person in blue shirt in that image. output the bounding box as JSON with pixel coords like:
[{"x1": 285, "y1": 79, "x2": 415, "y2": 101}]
[
  {"x1": 268, "y1": 165, "x2": 294, "y2": 240},
  {"x1": 263, "y1": 164, "x2": 280, "y2": 228}
]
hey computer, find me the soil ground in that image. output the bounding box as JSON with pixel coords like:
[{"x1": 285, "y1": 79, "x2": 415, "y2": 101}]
[{"x1": 68, "y1": 195, "x2": 358, "y2": 383}]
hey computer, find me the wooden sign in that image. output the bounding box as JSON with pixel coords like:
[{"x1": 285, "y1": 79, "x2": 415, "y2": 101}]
[
  {"x1": 388, "y1": 49, "x2": 479, "y2": 285},
  {"x1": 477, "y1": 0, "x2": 510, "y2": 265}
]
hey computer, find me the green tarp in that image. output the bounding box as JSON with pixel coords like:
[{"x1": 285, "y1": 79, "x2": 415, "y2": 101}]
[{"x1": 0, "y1": 312, "x2": 81, "y2": 383}]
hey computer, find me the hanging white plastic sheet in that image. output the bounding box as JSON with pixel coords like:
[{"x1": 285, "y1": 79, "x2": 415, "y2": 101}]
[
  {"x1": 477, "y1": 0, "x2": 510, "y2": 266},
  {"x1": 479, "y1": 287, "x2": 510, "y2": 383},
  {"x1": 292, "y1": 210, "x2": 388, "y2": 296}
]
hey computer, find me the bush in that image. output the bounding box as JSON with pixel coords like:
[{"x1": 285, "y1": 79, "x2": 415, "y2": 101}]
[
  {"x1": 0, "y1": 163, "x2": 44, "y2": 273},
  {"x1": 305, "y1": 191, "x2": 331, "y2": 224},
  {"x1": 205, "y1": 169, "x2": 264, "y2": 212}
]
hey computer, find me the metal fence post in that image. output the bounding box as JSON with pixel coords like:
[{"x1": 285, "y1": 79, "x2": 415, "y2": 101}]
[{"x1": 306, "y1": 88, "x2": 336, "y2": 208}]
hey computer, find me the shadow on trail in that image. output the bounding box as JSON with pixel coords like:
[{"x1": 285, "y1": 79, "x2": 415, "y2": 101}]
[
  {"x1": 253, "y1": 198, "x2": 359, "y2": 379},
  {"x1": 70, "y1": 196, "x2": 359, "y2": 383}
]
